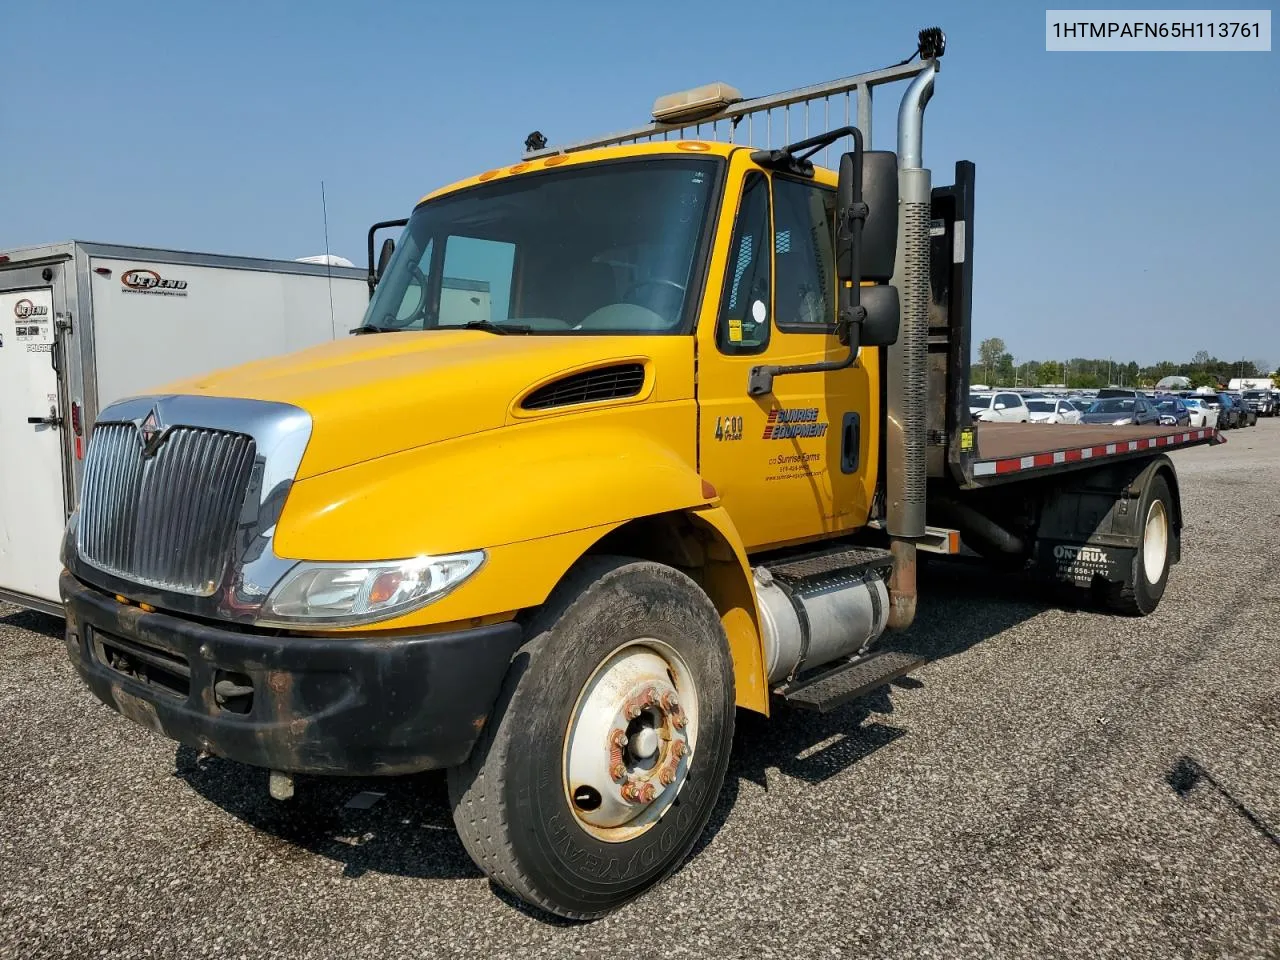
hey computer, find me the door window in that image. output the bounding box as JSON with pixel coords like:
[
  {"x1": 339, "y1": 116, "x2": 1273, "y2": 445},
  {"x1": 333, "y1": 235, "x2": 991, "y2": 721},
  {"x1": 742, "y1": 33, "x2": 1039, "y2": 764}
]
[
  {"x1": 771, "y1": 178, "x2": 836, "y2": 330},
  {"x1": 715, "y1": 172, "x2": 772, "y2": 354}
]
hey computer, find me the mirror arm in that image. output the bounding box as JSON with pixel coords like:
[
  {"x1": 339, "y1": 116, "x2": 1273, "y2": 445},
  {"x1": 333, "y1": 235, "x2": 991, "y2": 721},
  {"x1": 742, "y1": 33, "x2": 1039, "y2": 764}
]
[
  {"x1": 749, "y1": 131, "x2": 866, "y2": 397},
  {"x1": 366, "y1": 218, "x2": 410, "y2": 298}
]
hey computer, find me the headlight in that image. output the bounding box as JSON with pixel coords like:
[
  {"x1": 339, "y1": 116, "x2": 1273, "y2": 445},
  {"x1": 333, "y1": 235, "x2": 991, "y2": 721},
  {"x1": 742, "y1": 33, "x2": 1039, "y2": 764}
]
[
  {"x1": 1159, "y1": 415, "x2": 1176, "y2": 425},
  {"x1": 260, "y1": 551, "x2": 485, "y2": 627}
]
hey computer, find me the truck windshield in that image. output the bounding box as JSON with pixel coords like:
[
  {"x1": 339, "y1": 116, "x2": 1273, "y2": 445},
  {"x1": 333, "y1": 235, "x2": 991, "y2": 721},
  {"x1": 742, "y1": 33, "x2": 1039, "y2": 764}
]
[{"x1": 362, "y1": 157, "x2": 720, "y2": 335}]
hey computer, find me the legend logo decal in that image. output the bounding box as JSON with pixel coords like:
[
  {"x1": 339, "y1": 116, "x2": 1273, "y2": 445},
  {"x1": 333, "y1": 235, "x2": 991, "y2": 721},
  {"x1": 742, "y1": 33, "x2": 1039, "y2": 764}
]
[
  {"x1": 121, "y1": 268, "x2": 189, "y2": 297},
  {"x1": 14, "y1": 298, "x2": 48, "y2": 320},
  {"x1": 762, "y1": 407, "x2": 829, "y2": 440}
]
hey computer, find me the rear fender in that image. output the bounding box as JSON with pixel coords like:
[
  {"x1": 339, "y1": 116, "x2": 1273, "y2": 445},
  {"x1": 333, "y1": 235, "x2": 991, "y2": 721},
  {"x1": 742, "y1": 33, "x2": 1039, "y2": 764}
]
[{"x1": 1032, "y1": 455, "x2": 1181, "y2": 586}]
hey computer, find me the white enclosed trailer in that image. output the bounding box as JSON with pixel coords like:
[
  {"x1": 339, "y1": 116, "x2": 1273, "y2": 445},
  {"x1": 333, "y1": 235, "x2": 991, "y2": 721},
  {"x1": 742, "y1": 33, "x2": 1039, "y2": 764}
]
[{"x1": 0, "y1": 241, "x2": 368, "y2": 614}]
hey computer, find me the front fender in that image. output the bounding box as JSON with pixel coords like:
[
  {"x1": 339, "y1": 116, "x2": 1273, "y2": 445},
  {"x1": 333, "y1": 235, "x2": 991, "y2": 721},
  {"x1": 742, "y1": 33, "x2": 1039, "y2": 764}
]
[{"x1": 273, "y1": 403, "x2": 707, "y2": 625}]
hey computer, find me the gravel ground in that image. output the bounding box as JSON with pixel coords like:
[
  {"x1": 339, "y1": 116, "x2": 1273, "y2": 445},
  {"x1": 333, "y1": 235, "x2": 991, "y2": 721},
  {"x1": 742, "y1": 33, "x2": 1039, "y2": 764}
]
[{"x1": 2, "y1": 427, "x2": 1278, "y2": 959}]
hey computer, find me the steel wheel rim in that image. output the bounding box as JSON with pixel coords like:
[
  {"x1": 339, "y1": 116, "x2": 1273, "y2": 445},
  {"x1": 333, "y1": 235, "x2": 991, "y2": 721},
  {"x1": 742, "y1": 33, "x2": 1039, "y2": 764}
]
[
  {"x1": 562, "y1": 638, "x2": 699, "y2": 843},
  {"x1": 1143, "y1": 499, "x2": 1169, "y2": 585}
]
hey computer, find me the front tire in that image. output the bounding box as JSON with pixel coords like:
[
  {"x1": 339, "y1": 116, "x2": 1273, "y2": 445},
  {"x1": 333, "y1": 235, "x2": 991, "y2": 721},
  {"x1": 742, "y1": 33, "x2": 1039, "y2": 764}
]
[{"x1": 448, "y1": 556, "x2": 735, "y2": 919}]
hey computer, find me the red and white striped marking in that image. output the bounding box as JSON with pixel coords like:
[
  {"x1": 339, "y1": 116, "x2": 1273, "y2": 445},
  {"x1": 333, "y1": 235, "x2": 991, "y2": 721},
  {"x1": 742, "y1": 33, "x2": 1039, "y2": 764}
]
[{"x1": 971, "y1": 429, "x2": 1215, "y2": 478}]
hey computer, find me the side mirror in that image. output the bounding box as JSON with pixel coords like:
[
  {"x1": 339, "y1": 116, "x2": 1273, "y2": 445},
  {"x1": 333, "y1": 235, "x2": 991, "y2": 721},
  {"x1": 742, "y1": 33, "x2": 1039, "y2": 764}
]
[
  {"x1": 376, "y1": 237, "x2": 396, "y2": 282},
  {"x1": 366, "y1": 217, "x2": 410, "y2": 297},
  {"x1": 836, "y1": 150, "x2": 898, "y2": 285},
  {"x1": 857, "y1": 284, "x2": 900, "y2": 347}
]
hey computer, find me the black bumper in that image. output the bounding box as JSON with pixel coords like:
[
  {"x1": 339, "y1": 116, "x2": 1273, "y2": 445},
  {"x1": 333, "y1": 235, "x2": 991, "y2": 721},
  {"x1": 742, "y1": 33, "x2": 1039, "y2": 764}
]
[{"x1": 61, "y1": 571, "x2": 523, "y2": 776}]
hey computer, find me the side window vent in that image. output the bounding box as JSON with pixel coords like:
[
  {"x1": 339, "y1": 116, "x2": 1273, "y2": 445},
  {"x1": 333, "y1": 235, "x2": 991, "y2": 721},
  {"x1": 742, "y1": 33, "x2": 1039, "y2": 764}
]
[{"x1": 521, "y1": 364, "x2": 646, "y2": 410}]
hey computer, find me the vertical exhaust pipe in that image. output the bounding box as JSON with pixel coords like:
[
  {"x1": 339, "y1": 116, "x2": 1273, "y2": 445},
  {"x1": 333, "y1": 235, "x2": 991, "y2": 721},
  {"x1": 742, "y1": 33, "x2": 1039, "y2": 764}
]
[{"x1": 885, "y1": 36, "x2": 942, "y2": 629}]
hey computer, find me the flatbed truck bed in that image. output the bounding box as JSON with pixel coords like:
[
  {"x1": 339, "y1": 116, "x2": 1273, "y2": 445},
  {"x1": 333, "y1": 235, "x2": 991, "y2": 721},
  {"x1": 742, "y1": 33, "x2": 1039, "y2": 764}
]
[{"x1": 963, "y1": 423, "x2": 1221, "y2": 486}]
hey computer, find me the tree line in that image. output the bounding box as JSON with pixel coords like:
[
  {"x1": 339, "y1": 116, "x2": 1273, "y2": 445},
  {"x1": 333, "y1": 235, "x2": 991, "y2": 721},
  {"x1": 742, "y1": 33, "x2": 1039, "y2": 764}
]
[{"x1": 973, "y1": 339, "x2": 1274, "y2": 389}]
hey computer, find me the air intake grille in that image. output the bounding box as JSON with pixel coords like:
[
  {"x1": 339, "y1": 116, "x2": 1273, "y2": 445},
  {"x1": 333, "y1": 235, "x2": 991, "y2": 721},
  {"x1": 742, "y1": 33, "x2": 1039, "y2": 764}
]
[
  {"x1": 522, "y1": 364, "x2": 646, "y2": 410},
  {"x1": 78, "y1": 423, "x2": 257, "y2": 596}
]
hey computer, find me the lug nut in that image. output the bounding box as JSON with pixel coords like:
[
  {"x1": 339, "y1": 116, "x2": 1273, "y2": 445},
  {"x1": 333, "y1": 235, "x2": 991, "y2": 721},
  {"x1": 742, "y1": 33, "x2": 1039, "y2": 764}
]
[
  {"x1": 608, "y1": 729, "x2": 628, "y2": 781},
  {"x1": 621, "y1": 782, "x2": 656, "y2": 804}
]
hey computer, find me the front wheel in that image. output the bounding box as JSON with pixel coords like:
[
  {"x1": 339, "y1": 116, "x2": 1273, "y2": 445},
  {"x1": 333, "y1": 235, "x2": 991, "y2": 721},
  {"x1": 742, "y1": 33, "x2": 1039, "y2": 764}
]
[{"x1": 448, "y1": 557, "x2": 735, "y2": 919}]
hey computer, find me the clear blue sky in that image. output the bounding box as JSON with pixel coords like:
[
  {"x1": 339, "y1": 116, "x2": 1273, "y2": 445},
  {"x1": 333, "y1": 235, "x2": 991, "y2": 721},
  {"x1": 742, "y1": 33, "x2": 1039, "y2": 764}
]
[{"x1": 3, "y1": 1, "x2": 1276, "y2": 367}]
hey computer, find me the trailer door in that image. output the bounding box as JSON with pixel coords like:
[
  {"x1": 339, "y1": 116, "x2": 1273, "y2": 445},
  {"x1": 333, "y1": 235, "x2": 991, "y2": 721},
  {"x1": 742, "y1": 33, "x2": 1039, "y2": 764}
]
[{"x1": 0, "y1": 285, "x2": 66, "y2": 608}]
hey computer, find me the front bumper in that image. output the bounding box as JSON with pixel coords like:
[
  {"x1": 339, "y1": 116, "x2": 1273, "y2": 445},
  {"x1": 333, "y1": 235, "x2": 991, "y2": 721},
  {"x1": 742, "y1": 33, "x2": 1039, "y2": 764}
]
[{"x1": 61, "y1": 571, "x2": 523, "y2": 775}]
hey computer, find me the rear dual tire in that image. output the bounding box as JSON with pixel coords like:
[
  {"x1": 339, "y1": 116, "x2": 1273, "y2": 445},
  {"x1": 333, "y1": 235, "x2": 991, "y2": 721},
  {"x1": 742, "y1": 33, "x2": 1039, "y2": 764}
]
[
  {"x1": 448, "y1": 557, "x2": 735, "y2": 920},
  {"x1": 1100, "y1": 473, "x2": 1174, "y2": 615}
]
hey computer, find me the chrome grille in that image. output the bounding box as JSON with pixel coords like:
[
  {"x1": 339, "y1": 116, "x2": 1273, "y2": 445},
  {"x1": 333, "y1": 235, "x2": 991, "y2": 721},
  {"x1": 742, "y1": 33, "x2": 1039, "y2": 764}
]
[{"x1": 78, "y1": 422, "x2": 257, "y2": 595}]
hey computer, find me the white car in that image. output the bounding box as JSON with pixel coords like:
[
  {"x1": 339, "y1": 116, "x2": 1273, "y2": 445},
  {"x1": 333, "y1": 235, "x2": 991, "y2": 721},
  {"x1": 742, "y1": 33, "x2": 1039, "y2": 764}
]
[
  {"x1": 969, "y1": 391, "x2": 1030, "y2": 423},
  {"x1": 1181, "y1": 396, "x2": 1219, "y2": 429},
  {"x1": 1025, "y1": 398, "x2": 1082, "y2": 424}
]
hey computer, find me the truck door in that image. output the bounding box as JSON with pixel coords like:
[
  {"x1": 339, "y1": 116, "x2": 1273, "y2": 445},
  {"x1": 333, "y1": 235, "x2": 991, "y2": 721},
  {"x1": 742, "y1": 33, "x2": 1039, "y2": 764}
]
[
  {"x1": 0, "y1": 281, "x2": 67, "y2": 607},
  {"x1": 697, "y1": 161, "x2": 878, "y2": 551}
]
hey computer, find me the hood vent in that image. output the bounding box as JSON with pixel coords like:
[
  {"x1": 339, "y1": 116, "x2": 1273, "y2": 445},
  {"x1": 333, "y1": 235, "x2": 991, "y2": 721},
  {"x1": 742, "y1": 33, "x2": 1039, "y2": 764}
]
[{"x1": 521, "y1": 363, "x2": 646, "y2": 411}]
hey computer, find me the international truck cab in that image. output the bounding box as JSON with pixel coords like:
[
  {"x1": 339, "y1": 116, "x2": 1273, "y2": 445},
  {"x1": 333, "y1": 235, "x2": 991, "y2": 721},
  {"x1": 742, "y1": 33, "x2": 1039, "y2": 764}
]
[{"x1": 59, "y1": 30, "x2": 1218, "y2": 919}]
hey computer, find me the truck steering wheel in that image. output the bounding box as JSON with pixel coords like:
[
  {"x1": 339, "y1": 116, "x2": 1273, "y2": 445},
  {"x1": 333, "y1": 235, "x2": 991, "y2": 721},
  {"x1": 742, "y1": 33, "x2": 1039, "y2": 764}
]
[{"x1": 623, "y1": 278, "x2": 686, "y2": 321}]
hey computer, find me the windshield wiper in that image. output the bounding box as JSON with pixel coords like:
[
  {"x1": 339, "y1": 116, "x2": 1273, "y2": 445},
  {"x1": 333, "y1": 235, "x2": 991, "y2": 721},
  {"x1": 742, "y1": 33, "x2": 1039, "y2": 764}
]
[
  {"x1": 350, "y1": 322, "x2": 388, "y2": 335},
  {"x1": 463, "y1": 320, "x2": 533, "y2": 335}
]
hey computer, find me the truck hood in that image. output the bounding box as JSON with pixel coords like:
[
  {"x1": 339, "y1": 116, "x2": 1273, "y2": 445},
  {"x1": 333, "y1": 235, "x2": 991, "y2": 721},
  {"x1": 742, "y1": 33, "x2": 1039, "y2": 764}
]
[{"x1": 154, "y1": 331, "x2": 687, "y2": 478}]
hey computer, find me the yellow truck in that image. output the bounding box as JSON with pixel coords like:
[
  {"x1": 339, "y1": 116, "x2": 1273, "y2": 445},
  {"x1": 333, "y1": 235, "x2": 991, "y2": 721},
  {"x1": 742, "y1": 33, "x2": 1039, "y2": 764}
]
[{"x1": 59, "y1": 30, "x2": 1219, "y2": 918}]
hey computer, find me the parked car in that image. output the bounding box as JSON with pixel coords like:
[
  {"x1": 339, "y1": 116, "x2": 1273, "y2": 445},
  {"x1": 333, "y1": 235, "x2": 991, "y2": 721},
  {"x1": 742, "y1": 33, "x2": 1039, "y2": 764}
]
[
  {"x1": 1180, "y1": 396, "x2": 1220, "y2": 429},
  {"x1": 1242, "y1": 389, "x2": 1275, "y2": 418},
  {"x1": 1226, "y1": 393, "x2": 1258, "y2": 427},
  {"x1": 1026, "y1": 398, "x2": 1082, "y2": 424},
  {"x1": 969, "y1": 391, "x2": 1030, "y2": 423},
  {"x1": 1153, "y1": 397, "x2": 1192, "y2": 427},
  {"x1": 1080, "y1": 395, "x2": 1162, "y2": 426},
  {"x1": 1213, "y1": 393, "x2": 1243, "y2": 429}
]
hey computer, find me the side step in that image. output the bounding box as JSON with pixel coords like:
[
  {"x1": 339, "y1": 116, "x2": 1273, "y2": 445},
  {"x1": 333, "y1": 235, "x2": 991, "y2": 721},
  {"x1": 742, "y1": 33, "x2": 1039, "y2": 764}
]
[
  {"x1": 777, "y1": 649, "x2": 927, "y2": 713},
  {"x1": 764, "y1": 544, "x2": 893, "y2": 584}
]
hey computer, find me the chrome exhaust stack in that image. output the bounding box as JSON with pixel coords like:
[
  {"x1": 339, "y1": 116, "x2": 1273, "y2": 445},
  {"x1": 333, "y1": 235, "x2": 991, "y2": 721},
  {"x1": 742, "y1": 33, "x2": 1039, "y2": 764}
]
[{"x1": 885, "y1": 30, "x2": 944, "y2": 629}]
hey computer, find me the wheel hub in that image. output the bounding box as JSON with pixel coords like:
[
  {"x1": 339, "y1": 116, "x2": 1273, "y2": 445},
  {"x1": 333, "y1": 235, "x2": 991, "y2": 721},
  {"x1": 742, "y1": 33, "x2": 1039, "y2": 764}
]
[
  {"x1": 563, "y1": 642, "x2": 698, "y2": 842},
  {"x1": 1143, "y1": 498, "x2": 1169, "y2": 585}
]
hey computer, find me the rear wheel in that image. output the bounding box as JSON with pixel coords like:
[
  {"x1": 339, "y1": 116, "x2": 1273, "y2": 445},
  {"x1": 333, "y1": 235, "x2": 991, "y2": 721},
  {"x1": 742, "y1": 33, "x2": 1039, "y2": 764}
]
[
  {"x1": 1100, "y1": 473, "x2": 1174, "y2": 615},
  {"x1": 448, "y1": 556, "x2": 735, "y2": 919}
]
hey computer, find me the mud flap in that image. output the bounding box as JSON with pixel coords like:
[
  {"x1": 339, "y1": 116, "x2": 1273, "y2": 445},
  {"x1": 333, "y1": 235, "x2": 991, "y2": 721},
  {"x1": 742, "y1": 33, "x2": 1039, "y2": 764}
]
[
  {"x1": 1035, "y1": 541, "x2": 1136, "y2": 587},
  {"x1": 1030, "y1": 455, "x2": 1180, "y2": 588}
]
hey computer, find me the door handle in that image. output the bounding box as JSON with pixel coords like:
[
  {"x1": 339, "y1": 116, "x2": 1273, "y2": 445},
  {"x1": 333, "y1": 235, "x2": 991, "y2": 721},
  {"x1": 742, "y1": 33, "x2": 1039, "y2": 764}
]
[
  {"x1": 840, "y1": 412, "x2": 861, "y2": 474},
  {"x1": 28, "y1": 413, "x2": 62, "y2": 427}
]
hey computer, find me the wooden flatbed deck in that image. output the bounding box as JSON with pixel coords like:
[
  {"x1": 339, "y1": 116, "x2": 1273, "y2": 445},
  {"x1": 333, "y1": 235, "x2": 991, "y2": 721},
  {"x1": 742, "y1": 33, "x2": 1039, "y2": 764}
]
[{"x1": 965, "y1": 422, "x2": 1220, "y2": 484}]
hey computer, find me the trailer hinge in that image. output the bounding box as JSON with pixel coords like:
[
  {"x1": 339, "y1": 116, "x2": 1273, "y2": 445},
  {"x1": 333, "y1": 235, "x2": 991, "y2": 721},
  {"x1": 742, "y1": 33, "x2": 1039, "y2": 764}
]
[{"x1": 55, "y1": 312, "x2": 73, "y2": 333}]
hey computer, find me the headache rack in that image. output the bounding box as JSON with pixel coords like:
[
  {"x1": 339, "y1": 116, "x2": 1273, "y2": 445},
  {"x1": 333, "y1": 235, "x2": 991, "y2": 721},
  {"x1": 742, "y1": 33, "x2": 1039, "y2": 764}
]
[{"x1": 524, "y1": 30, "x2": 944, "y2": 166}]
